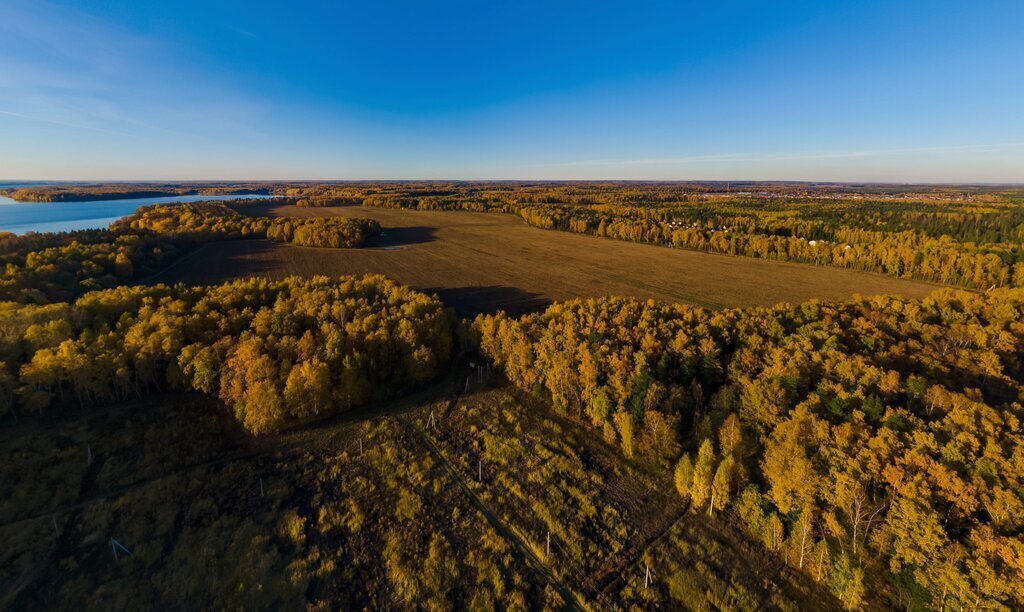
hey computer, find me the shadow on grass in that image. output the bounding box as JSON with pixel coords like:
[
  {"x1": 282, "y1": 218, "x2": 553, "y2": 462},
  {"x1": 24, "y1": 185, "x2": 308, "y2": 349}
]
[
  {"x1": 148, "y1": 239, "x2": 282, "y2": 286},
  {"x1": 367, "y1": 225, "x2": 438, "y2": 247},
  {"x1": 423, "y1": 284, "x2": 552, "y2": 318}
]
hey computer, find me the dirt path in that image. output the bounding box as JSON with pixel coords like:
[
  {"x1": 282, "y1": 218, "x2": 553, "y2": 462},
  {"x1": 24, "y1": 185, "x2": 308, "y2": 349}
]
[{"x1": 589, "y1": 506, "x2": 688, "y2": 599}]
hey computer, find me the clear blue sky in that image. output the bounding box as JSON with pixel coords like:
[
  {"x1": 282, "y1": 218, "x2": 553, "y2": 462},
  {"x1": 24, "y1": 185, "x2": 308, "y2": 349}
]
[{"x1": 1, "y1": 0, "x2": 1023, "y2": 181}]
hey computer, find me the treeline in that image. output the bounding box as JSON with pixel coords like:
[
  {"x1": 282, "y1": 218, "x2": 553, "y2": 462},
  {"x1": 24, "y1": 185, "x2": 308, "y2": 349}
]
[
  {"x1": 61, "y1": 180, "x2": 1016, "y2": 290},
  {"x1": 275, "y1": 180, "x2": 1012, "y2": 204},
  {"x1": 252, "y1": 181, "x2": 1024, "y2": 290},
  {"x1": 0, "y1": 203, "x2": 380, "y2": 304},
  {"x1": 474, "y1": 289, "x2": 1024, "y2": 609},
  {"x1": 295, "y1": 196, "x2": 365, "y2": 207},
  {"x1": 3, "y1": 184, "x2": 274, "y2": 202},
  {"x1": 1, "y1": 275, "x2": 454, "y2": 434},
  {"x1": 266, "y1": 217, "x2": 381, "y2": 248},
  {"x1": 0, "y1": 229, "x2": 190, "y2": 303},
  {"x1": 114, "y1": 202, "x2": 267, "y2": 238},
  {"x1": 515, "y1": 205, "x2": 1024, "y2": 289},
  {"x1": 117, "y1": 202, "x2": 381, "y2": 248},
  {"x1": 354, "y1": 193, "x2": 1024, "y2": 289}
]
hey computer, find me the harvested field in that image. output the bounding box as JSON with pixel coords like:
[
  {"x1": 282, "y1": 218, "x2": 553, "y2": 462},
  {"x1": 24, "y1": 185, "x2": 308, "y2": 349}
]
[{"x1": 152, "y1": 202, "x2": 942, "y2": 316}]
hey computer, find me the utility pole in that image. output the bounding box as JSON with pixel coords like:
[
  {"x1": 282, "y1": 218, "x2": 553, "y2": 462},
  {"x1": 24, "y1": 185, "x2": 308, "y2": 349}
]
[{"x1": 110, "y1": 538, "x2": 132, "y2": 562}]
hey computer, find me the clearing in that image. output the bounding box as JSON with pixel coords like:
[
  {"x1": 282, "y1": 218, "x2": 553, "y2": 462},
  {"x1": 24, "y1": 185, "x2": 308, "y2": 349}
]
[{"x1": 0, "y1": 366, "x2": 836, "y2": 609}]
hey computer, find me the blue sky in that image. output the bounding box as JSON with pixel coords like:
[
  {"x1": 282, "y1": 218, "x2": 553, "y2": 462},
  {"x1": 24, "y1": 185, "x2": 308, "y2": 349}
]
[{"x1": 1, "y1": 0, "x2": 1023, "y2": 181}]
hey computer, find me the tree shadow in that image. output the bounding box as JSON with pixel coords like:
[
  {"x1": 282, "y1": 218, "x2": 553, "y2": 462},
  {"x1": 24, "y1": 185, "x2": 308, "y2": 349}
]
[
  {"x1": 149, "y1": 239, "x2": 283, "y2": 286},
  {"x1": 366, "y1": 226, "x2": 437, "y2": 248},
  {"x1": 423, "y1": 285, "x2": 552, "y2": 318},
  {"x1": 228, "y1": 202, "x2": 284, "y2": 217}
]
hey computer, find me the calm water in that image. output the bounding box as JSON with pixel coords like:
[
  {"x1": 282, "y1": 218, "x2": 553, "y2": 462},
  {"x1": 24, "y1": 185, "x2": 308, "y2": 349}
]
[{"x1": 0, "y1": 193, "x2": 276, "y2": 235}]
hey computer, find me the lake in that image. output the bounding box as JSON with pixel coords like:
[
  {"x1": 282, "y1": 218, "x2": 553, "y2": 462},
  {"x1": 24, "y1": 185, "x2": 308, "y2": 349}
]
[{"x1": 0, "y1": 193, "x2": 277, "y2": 235}]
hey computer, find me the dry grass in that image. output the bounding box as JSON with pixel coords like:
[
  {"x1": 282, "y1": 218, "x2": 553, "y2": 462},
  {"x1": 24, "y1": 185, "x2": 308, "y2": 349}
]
[
  {"x1": 151, "y1": 202, "x2": 941, "y2": 316},
  {"x1": 0, "y1": 378, "x2": 835, "y2": 609}
]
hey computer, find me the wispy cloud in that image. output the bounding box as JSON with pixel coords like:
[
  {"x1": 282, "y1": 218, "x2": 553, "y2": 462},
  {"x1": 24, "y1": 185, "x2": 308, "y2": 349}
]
[
  {"x1": 0, "y1": 108, "x2": 135, "y2": 136},
  {"x1": 550, "y1": 142, "x2": 1024, "y2": 167},
  {"x1": 0, "y1": 0, "x2": 268, "y2": 141},
  {"x1": 228, "y1": 25, "x2": 258, "y2": 39}
]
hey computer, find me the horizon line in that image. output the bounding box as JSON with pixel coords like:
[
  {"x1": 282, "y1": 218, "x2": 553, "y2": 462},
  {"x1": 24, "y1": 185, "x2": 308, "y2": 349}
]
[{"x1": 3, "y1": 178, "x2": 1024, "y2": 186}]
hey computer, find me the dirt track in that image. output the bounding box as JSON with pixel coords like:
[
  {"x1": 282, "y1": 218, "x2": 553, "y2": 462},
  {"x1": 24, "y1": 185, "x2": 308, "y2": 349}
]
[{"x1": 151, "y1": 202, "x2": 941, "y2": 316}]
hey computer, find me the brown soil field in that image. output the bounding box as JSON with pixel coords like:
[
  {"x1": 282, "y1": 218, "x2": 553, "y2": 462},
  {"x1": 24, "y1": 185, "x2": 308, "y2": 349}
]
[{"x1": 151, "y1": 202, "x2": 942, "y2": 316}]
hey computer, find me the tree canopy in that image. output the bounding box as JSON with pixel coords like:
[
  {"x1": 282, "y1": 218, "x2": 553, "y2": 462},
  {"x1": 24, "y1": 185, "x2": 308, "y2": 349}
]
[
  {"x1": 475, "y1": 288, "x2": 1024, "y2": 609},
  {"x1": 3, "y1": 275, "x2": 454, "y2": 434}
]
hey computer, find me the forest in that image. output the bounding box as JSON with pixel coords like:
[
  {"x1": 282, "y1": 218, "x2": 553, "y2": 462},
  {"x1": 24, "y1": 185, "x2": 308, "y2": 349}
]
[
  {"x1": 0, "y1": 202, "x2": 381, "y2": 303},
  {"x1": 2, "y1": 182, "x2": 1023, "y2": 609},
  {"x1": 475, "y1": 289, "x2": 1024, "y2": 609},
  {"x1": 1, "y1": 275, "x2": 454, "y2": 434},
  {"x1": 116, "y1": 202, "x2": 382, "y2": 248}
]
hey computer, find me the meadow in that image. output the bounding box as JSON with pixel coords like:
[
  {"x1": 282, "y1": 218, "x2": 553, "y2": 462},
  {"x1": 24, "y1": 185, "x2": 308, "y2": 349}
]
[{"x1": 152, "y1": 201, "x2": 939, "y2": 316}]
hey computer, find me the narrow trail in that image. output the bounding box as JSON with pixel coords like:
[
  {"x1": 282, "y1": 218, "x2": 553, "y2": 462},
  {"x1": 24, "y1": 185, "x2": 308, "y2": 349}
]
[
  {"x1": 6, "y1": 449, "x2": 110, "y2": 609},
  {"x1": 399, "y1": 412, "x2": 585, "y2": 611},
  {"x1": 590, "y1": 506, "x2": 687, "y2": 600}
]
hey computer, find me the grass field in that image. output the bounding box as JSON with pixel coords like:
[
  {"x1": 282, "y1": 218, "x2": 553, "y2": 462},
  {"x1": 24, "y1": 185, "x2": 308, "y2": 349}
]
[{"x1": 150, "y1": 202, "x2": 941, "y2": 316}]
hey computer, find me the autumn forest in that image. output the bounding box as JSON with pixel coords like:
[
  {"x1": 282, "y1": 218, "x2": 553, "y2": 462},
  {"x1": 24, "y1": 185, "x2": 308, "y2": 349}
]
[{"x1": 1, "y1": 181, "x2": 1022, "y2": 610}]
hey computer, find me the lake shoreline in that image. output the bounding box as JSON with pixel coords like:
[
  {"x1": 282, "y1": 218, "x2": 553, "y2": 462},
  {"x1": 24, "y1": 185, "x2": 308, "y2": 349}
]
[{"x1": 0, "y1": 194, "x2": 280, "y2": 235}]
